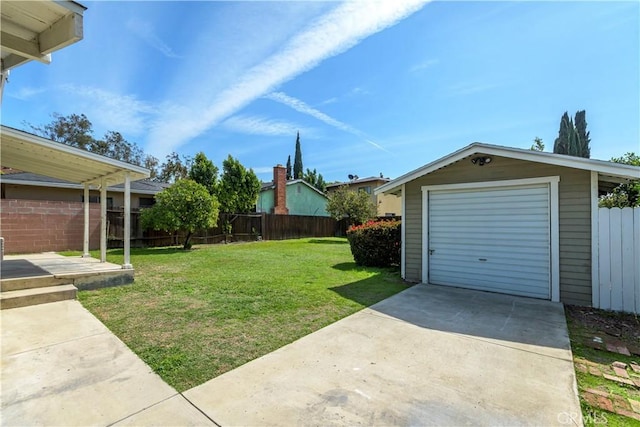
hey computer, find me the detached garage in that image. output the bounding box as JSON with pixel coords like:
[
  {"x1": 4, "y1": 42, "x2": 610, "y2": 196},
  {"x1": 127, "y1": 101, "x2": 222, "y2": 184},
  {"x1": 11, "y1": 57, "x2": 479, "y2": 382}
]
[{"x1": 375, "y1": 143, "x2": 640, "y2": 306}]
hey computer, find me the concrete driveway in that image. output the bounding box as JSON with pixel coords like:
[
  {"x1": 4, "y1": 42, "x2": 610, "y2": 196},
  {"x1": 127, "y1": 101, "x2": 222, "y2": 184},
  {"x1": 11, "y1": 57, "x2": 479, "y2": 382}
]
[{"x1": 185, "y1": 285, "x2": 581, "y2": 426}]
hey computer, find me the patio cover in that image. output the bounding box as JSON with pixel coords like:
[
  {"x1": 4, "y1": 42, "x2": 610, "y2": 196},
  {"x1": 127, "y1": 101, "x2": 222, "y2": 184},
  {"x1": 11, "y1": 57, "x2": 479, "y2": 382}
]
[
  {"x1": 1, "y1": 0, "x2": 86, "y2": 72},
  {"x1": 1, "y1": 125, "x2": 150, "y2": 268}
]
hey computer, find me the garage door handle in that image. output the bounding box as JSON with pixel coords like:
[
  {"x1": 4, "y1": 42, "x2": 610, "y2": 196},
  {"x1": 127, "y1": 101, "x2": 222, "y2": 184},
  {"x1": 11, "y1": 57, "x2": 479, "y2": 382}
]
[
  {"x1": 429, "y1": 249, "x2": 435, "y2": 255},
  {"x1": 478, "y1": 258, "x2": 487, "y2": 262}
]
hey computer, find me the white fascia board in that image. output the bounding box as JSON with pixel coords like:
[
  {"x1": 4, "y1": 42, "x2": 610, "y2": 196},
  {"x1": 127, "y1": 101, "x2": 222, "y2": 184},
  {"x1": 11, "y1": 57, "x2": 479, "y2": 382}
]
[{"x1": 53, "y1": 0, "x2": 88, "y2": 14}]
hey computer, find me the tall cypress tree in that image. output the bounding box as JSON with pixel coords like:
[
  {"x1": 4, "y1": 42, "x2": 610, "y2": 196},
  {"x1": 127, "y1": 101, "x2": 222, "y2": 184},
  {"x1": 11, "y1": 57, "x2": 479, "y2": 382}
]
[
  {"x1": 293, "y1": 132, "x2": 303, "y2": 180},
  {"x1": 574, "y1": 110, "x2": 590, "y2": 158},
  {"x1": 285, "y1": 155, "x2": 292, "y2": 180},
  {"x1": 553, "y1": 112, "x2": 572, "y2": 155},
  {"x1": 554, "y1": 110, "x2": 590, "y2": 158}
]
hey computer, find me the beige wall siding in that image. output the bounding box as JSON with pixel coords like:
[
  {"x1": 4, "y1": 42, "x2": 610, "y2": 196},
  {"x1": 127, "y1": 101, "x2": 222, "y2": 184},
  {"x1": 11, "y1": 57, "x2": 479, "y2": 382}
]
[
  {"x1": 3, "y1": 185, "x2": 150, "y2": 209},
  {"x1": 402, "y1": 155, "x2": 591, "y2": 306}
]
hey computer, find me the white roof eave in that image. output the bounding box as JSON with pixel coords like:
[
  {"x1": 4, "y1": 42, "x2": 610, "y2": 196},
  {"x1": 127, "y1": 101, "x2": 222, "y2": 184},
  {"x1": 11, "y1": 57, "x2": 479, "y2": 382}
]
[
  {"x1": 375, "y1": 143, "x2": 640, "y2": 195},
  {"x1": 1, "y1": 125, "x2": 150, "y2": 186}
]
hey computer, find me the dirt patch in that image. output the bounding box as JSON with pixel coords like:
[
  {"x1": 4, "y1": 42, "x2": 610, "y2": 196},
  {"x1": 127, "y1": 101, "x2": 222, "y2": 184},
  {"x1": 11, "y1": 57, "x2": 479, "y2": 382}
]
[{"x1": 566, "y1": 305, "x2": 640, "y2": 355}]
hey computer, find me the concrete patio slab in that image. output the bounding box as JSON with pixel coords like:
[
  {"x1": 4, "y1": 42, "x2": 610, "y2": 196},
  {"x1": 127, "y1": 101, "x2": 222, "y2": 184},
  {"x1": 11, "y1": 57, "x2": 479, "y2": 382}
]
[
  {"x1": 185, "y1": 285, "x2": 582, "y2": 426},
  {"x1": 0, "y1": 300, "x2": 214, "y2": 426}
]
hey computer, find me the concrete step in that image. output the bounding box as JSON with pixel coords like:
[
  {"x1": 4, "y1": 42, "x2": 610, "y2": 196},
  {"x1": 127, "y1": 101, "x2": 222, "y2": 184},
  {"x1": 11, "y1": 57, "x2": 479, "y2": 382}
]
[
  {"x1": 0, "y1": 275, "x2": 68, "y2": 292},
  {"x1": 0, "y1": 284, "x2": 77, "y2": 310}
]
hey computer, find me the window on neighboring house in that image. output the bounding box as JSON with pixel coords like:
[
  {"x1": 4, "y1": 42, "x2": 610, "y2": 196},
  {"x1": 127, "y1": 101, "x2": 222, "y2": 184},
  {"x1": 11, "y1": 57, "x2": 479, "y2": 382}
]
[
  {"x1": 358, "y1": 186, "x2": 371, "y2": 194},
  {"x1": 139, "y1": 197, "x2": 155, "y2": 208}
]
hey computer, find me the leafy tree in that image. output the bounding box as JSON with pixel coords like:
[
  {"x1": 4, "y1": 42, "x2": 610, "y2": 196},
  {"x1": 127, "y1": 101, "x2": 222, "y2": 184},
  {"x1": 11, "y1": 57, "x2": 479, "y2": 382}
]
[
  {"x1": 285, "y1": 155, "x2": 292, "y2": 180},
  {"x1": 326, "y1": 185, "x2": 377, "y2": 225},
  {"x1": 28, "y1": 113, "x2": 160, "y2": 178},
  {"x1": 159, "y1": 152, "x2": 190, "y2": 183},
  {"x1": 600, "y1": 151, "x2": 640, "y2": 208},
  {"x1": 144, "y1": 155, "x2": 160, "y2": 181},
  {"x1": 293, "y1": 132, "x2": 303, "y2": 179},
  {"x1": 553, "y1": 110, "x2": 590, "y2": 158},
  {"x1": 218, "y1": 155, "x2": 261, "y2": 213},
  {"x1": 611, "y1": 152, "x2": 640, "y2": 166},
  {"x1": 189, "y1": 152, "x2": 218, "y2": 195},
  {"x1": 95, "y1": 131, "x2": 145, "y2": 165},
  {"x1": 303, "y1": 168, "x2": 327, "y2": 192},
  {"x1": 530, "y1": 137, "x2": 545, "y2": 151},
  {"x1": 29, "y1": 112, "x2": 94, "y2": 150},
  {"x1": 141, "y1": 179, "x2": 219, "y2": 249},
  {"x1": 598, "y1": 182, "x2": 640, "y2": 208}
]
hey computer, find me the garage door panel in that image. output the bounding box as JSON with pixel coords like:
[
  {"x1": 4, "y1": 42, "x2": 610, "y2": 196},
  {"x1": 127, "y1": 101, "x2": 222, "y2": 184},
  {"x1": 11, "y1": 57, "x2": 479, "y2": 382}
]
[
  {"x1": 430, "y1": 259, "x2": 550, "y2": 278},
  {"x1": 428, "y1": 184, "x2": 551, "y2": 299},
  {"x1": 430, "y1": 252, "x2": 550, "y2": 269}
]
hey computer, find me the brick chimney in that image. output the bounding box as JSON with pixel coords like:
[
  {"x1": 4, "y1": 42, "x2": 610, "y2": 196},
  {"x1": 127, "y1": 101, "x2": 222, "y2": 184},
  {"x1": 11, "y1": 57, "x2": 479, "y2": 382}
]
[{"x1": 273, "y1": 164, "x2": 289, "y2": 215}]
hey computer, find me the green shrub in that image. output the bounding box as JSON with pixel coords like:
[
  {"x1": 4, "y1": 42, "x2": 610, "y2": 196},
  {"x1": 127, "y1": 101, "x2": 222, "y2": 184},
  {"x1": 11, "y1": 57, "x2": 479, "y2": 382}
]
[{"x1": 346, "y1": 220, "x2": 401, "y2": 267}]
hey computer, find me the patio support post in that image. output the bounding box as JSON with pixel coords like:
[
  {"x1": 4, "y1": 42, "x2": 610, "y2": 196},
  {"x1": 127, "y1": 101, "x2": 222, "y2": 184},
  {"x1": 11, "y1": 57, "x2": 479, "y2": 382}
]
[
  {"x1": 100, "y1": 179, "x2": 107, "y2": 262},
  {"x1": 82, "y1": 183, "x2": 91, "y2": 257},
  {"x1": 123, "y1": 173, "x2": 132, "y2": 269}
]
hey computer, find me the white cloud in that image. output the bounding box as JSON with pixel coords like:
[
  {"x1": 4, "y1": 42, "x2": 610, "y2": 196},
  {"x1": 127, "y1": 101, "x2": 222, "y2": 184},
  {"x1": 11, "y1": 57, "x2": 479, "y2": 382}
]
[
  {"x1": 8, "y1": 86, "x2": 47, "y2": 101},
  {"x1": 266, "y1": 91, "x2": 387, "y2": 152},
  {"x1": 127, "y1": 18, "x2": 180, "y2": 58},
  {"x1": 58, "y1": 84, "x2": 158, "y2": 136},
  {"x1": 146, "y1": 0, "x2": 429, "y2": 156},
  {"x1": 409, "y1": 58, "x2": 439, "y2": 73},
  {"x1": 222, "y1": 115, "x2": 310, "y2": 137}
]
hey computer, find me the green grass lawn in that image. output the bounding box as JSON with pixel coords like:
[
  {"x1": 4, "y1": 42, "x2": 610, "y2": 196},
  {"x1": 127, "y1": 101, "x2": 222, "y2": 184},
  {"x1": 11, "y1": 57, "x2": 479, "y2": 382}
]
[{"x1": 77, "y1": 238, "x2": 409, "y2": 392}]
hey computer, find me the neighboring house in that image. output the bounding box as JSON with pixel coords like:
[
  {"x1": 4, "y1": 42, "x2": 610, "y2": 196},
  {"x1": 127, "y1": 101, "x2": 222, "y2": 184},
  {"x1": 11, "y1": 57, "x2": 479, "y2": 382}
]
[
  {"x1": 0, "y1": 172, "x2": 169, "y2": 210},
  {"x1": 257, "y1": 165, "x2": 330, "y2": 217},
  {"x1": 326, "y1": 176, "x2": 401, "y2": 217},
  {"x1": 375, "y1": 142, "x2": 640, "y2": 307}
]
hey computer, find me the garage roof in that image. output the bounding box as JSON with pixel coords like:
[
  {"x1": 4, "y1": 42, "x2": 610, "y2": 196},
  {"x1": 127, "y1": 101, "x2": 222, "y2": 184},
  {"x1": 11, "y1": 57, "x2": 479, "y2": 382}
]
[
  {"x1": 1, "y1": 125, "x2": 150, "y2": 186},
  {"x1": 1, "y1": 0, "x2": 86, "y2": 72},
  {"x1": 376, "y1": 142, "x2": 640, "y2": 195}
]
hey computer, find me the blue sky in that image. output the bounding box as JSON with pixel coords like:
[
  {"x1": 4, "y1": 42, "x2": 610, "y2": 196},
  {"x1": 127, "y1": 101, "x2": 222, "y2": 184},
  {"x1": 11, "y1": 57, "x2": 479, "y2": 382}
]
[{"x1": 3, "y1": 1, "x2": 639, "y2": 183}]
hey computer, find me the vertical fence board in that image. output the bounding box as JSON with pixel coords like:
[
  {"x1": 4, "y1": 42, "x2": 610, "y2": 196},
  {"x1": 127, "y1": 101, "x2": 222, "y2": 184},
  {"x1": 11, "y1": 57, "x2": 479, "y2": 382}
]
[
  {"x1": 621, "y1": 208, "x2": 635, "y2": 313},
  {"x1": 598, "y1": 208, "x2": 611, "y2": 310},
  {"x1": 635, "y1": 208, "x2": 640, "y2": 314},
  {"x1": 597, "y1": 207, "x2": 639, "y2": 314},
  {"x1": 608, "y1": 209, "x2": 623, "y2": 311}
]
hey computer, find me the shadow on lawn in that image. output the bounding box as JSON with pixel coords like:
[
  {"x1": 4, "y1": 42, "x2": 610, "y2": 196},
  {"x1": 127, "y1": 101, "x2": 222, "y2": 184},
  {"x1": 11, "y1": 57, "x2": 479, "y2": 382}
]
[{"x1": 329, "y1": 274, "x2": 409, "y2": 308}]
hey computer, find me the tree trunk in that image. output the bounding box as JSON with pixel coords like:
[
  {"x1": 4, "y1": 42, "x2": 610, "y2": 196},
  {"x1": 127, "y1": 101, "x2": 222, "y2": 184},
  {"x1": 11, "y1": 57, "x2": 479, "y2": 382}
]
[{"x1": 183, "y1": 231, "x2": 192, "y2": 250}]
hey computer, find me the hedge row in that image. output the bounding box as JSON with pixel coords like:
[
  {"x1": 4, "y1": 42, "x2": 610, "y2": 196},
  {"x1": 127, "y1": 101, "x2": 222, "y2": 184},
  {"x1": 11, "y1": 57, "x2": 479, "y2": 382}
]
[{"x1": 346, "y1": 220, "x2": 401, "y2": 267}]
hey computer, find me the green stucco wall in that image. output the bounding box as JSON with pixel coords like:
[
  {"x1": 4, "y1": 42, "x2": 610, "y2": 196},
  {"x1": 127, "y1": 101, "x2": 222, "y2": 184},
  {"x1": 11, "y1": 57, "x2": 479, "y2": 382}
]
[
  {"x1": 286, "y1": 183, "x2": 329, "y2": 216},
  {"x1": 256, "y1": 183, "x2": 329, "y2": 216}
]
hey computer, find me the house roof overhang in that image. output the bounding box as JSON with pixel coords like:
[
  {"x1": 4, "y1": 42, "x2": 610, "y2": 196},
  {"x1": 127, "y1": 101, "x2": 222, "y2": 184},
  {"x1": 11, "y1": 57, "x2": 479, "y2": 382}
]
[
  {"x1": 1, "y1": 0, "x2": 86, "y2": 72},
  {"x1": 375, "y1": 142, "x2": 640, "y2": 196},
  {"x1": 1, "y1": 125, "x2": 150, "y2": 186}
]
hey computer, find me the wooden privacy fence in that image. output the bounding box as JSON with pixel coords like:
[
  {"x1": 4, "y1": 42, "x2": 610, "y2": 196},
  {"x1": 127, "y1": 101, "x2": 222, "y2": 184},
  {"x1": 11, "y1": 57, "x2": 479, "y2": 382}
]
[
  {"x1": 106, "y1": 211, "x2": 348, "y2": 248},
  {"x1": 597, "y1": 207, "x2": 640, "y2": 314}
]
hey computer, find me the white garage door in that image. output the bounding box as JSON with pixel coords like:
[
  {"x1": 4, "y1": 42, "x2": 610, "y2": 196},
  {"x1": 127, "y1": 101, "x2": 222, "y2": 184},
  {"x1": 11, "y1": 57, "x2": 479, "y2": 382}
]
[{"x1": 428, "y1": 184, "x2": 551, "y2": 299}]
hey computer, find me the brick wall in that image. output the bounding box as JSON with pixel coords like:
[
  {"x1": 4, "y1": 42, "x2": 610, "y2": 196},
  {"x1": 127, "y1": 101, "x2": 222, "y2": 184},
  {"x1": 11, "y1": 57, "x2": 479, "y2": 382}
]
[
  {"x1": 273, "y1": 165, "x2": 289, "y2": 215},
  {"x1": 0, "y1": 199, "x2": 101, "y2": 254}
]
